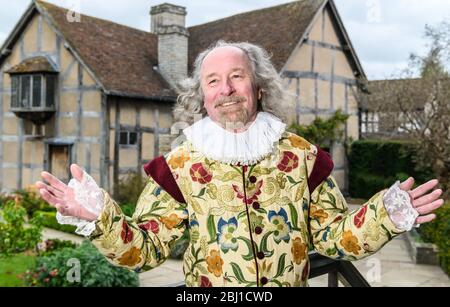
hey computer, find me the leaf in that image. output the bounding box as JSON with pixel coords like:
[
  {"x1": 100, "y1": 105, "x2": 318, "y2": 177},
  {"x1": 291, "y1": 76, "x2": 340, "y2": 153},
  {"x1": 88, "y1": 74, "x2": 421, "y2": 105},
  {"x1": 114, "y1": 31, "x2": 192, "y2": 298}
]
[
  {"x1": 230, "y1": 262, "x2": 248, "y2": 283},
  {"x1": 274, "y1": 253, "x2": 287, "y2": 278},
  {"x1": 287, "y1": 176, "x2": 297, "y2": 184},
  {"x1": 238, "y1": 236, "x2": 256, "y2": 261},
  {"x1": 207, "y1": 215, "x2": 217, "y2": 243},
  {"x1": 198, "y1": 188, "x2": 206, "y2": 197},
  {"x1": 326, "y1": 192, "x2": 337, "y2": 208},
  {"x1": 197, "y1": 265, "x2": 208, "y2": 275},
  {"x1": 260, "y1": 231, "x2": 274, "y2": 257},
  {"x1": 190, "y1": 198, "x2": 204, "y2": 215},
  {"x1": 221, "y1": 171, "x2": 241, "y2": 182},
  {"x1": 288, "y1": 203, "x2": 299, "y2": 229}
]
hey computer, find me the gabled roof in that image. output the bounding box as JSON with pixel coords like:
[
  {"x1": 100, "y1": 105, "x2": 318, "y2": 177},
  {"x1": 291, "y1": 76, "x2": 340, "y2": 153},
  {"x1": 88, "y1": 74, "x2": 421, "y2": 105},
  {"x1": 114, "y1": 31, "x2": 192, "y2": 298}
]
[
  {"x1": 0, "y1": 0, "x2": 365, "y2": 100},
  {"x1": 188, "y1": 0, "x2": 326, "y2": 72},
  {"x1": 35, "y1": 1, "x2": 175, "y2": 99}
]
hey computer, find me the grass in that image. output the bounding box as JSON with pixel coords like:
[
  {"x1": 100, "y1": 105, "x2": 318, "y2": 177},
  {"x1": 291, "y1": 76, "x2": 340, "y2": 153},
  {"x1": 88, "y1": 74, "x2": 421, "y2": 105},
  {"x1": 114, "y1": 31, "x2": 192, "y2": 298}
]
[{"x1": 0, "y1": 253, "x2": 36, "y2": 287}]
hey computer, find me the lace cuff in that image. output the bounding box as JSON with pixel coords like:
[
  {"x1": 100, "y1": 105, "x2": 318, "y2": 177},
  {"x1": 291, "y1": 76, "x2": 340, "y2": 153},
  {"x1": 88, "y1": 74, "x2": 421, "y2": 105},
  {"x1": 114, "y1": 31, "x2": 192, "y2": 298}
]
[
  {"x1": 56, "y1": 213, "x2": 98, "y2": 237},
  {"x1": 56, "y1": 171, "x2": 104, "y2": 237},
  {"x1": 383, "y1": 181, "x2": 419, "y2": 231}
]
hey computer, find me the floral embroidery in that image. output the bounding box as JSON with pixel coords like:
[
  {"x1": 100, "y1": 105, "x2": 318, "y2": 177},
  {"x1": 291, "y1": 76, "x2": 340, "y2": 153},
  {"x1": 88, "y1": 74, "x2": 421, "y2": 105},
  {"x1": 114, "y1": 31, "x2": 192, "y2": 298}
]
[
  {"x1": 91, "y1": 132, "x2": 404, "y2": 287},
  {"x1": 168, "y1": 149, "x2": 190, "y2": 169},
  {"x1": 206, "y1": 250, "x2": 224, "y2": 277},
  {"x1": 217, "y1": 217, "x2": 239, "y2": 253},
  {"x1": 190, "y1": 163, "x2": 213, "y2": 184},
  {"x1": 310, "y1": 205, "x2": 329, "y2": 224},
  {"x1": 138, "y1": 220, "x2": 159, "y2": 234},
  {"x1": 160, "y1": 214, "x2": 182, "y2": 230},
  {"x1": 340, "y1": 230, "x2": 361, "y2": 255},
  {"x1": 121, "y1": 221, "x2": 133, "y2": 244},
  {"x1": 277, "y1": 151, "x2": 299, "y2": 173},
  {"x1": 292, "y1": 237, "x2": 307, "y2": 264},
  {"x1": 118, "y1": 247, "x2": 142, "y2": 267},
  {"x1": 268, "y1": 208, "x2": 292, "y2": 243},
  {"x1": 288, "y1": 135, "x2": 311, "y2": 150}
]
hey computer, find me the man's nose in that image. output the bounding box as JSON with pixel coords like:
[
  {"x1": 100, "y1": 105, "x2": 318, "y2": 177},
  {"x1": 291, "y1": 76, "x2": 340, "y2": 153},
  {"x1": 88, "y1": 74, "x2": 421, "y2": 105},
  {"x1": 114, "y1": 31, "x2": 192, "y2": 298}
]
[{"x1": 220, "y1": 79, "x2": 235, "y2": 96}]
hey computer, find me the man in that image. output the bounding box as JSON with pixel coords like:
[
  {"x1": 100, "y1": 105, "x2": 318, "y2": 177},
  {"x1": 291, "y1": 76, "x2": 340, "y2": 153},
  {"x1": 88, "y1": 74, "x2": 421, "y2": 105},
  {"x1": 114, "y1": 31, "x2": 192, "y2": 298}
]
[{"x1": 36, "y1": 41, "x2": 444, "y2": 287}]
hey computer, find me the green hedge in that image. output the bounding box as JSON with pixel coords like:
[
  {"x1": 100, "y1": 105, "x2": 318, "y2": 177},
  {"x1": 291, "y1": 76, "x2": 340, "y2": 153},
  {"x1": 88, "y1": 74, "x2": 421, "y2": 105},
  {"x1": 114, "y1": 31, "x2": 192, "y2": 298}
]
[
  {"x1": 348, "y1": 140, "x2": 432, "y2": 199},
  {"x1": 418, "y1": 203, "x2": 450, "y2": 276},
  {"x1": 34, "y1": 211, "x2": 77, "y2": 234}
]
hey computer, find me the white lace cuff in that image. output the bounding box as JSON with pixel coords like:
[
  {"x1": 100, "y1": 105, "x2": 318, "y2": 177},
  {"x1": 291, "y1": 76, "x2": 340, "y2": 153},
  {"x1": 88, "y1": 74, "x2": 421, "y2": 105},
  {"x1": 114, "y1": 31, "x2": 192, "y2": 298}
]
[
  {"x1": 56, "y1": 213, "x2": 98, "y2": 237},
  {"x1": 56, "y1": 171, "x2": 105, "y2": 237},
  {"x1": 383, "y1": 181, "x2": 419, "y2": 231}
]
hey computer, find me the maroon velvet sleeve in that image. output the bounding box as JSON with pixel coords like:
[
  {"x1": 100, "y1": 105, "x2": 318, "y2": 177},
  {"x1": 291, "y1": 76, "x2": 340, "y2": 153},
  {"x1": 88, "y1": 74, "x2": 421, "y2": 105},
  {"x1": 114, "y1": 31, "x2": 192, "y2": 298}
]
[
  {"x1": 143, "y1": 156, "x2": 186, "y2": 204},
  {"x1": 307, "y1": 146, "x2": 334, "y2": 195}
]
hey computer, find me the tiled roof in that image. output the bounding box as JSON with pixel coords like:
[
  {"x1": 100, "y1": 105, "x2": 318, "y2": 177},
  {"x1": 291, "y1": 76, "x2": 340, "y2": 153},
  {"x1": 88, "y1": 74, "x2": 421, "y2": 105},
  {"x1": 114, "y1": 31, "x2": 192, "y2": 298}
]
[
  {"x1": 36, "y1": 0, "x2": 175, "y2": 99},
  {"x1": 6, "y1": 56, "x2": 57, "y2": 74}
]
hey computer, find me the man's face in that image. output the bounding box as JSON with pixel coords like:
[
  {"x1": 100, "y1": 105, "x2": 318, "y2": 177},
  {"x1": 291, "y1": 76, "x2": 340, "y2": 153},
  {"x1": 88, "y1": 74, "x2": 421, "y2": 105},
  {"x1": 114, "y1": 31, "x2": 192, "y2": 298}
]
[{"x1": 200, "y1": 46, "x2": 258, "y2": 130}]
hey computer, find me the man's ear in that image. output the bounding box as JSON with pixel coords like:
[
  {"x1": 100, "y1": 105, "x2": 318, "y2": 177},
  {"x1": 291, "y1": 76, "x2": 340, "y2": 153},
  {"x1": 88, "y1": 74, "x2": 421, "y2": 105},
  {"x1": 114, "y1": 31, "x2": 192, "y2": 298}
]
[{"x1": 258, "y1": 89, "x2": 264, "y2": 100}]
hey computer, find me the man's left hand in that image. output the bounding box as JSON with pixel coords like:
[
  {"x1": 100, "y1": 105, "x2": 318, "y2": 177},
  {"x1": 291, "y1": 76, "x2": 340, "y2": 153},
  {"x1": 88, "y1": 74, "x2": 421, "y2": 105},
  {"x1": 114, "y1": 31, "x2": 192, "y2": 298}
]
[{"x1": 400, "y1": 177, "x2": 445, "y2": 224}]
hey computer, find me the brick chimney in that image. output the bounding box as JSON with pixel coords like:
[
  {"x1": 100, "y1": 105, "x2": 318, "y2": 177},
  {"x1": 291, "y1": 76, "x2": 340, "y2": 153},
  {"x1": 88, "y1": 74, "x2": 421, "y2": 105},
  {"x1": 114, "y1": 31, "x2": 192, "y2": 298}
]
[{"x1": 150, "y1": 3, "x2": 189, "y2": 90}]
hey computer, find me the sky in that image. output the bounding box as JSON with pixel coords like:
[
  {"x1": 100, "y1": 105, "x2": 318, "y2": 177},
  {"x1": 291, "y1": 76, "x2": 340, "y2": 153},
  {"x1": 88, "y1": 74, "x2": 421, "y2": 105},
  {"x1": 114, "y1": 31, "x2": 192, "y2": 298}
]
[{"x1": 0, "y1": 0, "x2": 449, "y2": 80}]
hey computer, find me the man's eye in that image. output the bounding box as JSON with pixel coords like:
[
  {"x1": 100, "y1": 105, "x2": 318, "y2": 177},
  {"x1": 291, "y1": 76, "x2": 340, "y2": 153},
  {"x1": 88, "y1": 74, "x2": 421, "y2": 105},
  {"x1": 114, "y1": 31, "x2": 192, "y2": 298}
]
[
  {"x1": 232, "y1": 75, "x2": 242, "y2": 79},
  {"x1": 209, "y1": 80, "x2": 217, "y2": 85}
]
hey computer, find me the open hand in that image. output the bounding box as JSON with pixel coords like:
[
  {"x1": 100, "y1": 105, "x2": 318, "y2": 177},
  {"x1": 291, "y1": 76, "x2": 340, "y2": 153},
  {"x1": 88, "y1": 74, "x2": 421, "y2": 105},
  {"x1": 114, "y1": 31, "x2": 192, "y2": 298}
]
[
  {"x1": 36, "y1": 164, "x2": 99, "y2": 221},
  {"x1": 399, "y1": 177, "x2": 445, "y2": 224}
]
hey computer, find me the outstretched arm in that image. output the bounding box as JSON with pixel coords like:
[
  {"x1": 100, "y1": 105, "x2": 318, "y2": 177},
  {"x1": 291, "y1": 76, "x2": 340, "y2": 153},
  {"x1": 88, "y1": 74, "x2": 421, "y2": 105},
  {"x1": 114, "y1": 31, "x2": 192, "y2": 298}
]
[
  {"x1": 36, "y1": 164, "x2": 188, "y2": 271},
  {"x1": 309, "y1": 176, "x2": 444, "y2": 261}
]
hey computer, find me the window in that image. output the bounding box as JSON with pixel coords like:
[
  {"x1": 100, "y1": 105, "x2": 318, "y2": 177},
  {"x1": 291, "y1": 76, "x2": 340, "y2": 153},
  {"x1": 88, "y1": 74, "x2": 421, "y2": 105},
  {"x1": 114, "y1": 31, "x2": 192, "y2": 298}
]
[
  {"x1": 10, "y1": 74, "x2": 56, "y2": 110},
  {"x1": 119, "y1": 131, "x2": 138, "y2": 146},
  {"x1": 360, "y1": 109, "x2": 379, "y2": 134}
]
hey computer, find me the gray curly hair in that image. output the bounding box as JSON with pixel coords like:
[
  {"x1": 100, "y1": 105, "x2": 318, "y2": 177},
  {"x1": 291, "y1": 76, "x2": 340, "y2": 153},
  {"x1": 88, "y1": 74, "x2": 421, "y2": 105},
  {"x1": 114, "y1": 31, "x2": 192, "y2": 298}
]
[{"x1": 173, "y1": 40, "x2": 289, "y2": 124}]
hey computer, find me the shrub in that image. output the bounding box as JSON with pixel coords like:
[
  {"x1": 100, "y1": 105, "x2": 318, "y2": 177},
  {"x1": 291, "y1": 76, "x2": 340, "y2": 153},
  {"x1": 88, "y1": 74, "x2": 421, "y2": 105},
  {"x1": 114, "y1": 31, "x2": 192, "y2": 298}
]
[
  {"x1": 15, "y1": 185, "x2": 55, "y2": 218},
  {"x1": 114, "y1": 172, "x2": 147, "y2": 207},
  {"x1": 40, "y1": 239, "x2": 78, "y2": 257},
  {"x1": 348, "y1": 140, "x2": 432, "y2": 198},
  {"x1": 0, "y1": 201, "x2": 43, "y2": 257},
  {"x1": 418, "y1": 202, "x2": 450, "y2": 275},
  {"x1": 33, "y1": 211, "x2": 77, "y2": 234},
  {"x1": 23, "y1": 241, "x2": 139, "y2": 287}
]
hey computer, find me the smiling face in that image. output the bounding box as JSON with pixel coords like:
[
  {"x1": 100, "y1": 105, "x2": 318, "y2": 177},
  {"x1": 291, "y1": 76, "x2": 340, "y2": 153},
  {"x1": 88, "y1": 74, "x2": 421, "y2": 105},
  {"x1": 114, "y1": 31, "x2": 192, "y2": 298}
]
[{"x1": 200, "y1": 46, "x2": 259, "y2": 131}]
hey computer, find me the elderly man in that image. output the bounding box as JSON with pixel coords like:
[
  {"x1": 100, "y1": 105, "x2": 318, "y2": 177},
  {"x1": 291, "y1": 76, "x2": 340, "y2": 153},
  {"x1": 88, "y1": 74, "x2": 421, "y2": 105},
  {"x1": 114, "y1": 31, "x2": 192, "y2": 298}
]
[{"x1": 36, "y1": 41, "x2": 444, "y2": 287}]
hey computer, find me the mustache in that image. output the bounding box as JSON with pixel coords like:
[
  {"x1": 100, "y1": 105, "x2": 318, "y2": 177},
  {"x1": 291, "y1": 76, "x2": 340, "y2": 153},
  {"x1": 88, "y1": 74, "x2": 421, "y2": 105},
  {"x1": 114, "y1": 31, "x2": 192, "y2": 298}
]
[{"x1": 214, "y1": 95, "x2": 247, "y2": 107}]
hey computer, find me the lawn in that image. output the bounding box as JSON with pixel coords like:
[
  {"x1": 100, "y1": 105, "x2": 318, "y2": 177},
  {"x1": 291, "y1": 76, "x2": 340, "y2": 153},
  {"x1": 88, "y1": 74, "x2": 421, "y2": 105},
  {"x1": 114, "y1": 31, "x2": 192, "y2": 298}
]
[{"x1": 0, "y1": 254, "x2": 36, "y2": 287}]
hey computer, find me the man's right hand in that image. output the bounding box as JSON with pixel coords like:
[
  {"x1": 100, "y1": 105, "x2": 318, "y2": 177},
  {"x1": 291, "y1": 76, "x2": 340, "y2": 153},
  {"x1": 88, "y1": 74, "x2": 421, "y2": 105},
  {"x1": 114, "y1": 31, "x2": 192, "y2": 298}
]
[{"x1": 36, "y1": 164, "x2": 99, "y2": 222}]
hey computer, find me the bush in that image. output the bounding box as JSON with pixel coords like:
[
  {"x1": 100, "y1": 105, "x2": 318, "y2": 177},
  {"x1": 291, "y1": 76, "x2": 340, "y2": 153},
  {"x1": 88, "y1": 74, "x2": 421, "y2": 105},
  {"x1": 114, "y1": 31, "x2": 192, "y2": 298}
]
[
  {"x1": 114, "y1": 172, "x2": 147, "y2": 207},
  {"x1": 33, "y1": 211, "x2": 77, "y2": 234},
  {"x1": 0, "y1": 201, "x2": 42, "y2": 257},
  {"x1": 40, "y1": 239, "x2": 78, "y2": 257},
  {"x1": 23, "y1": 241, "x2": 139, "y2": 287},
  {"x1": 418, "y1": 202, "x2": 450, "y2": 275},
  {"x1": 349, "y1": 140, "x2": 432, "y2": 198},
  {"x1": 15, "y1": 185, "x2": 55, "y2": 218}
]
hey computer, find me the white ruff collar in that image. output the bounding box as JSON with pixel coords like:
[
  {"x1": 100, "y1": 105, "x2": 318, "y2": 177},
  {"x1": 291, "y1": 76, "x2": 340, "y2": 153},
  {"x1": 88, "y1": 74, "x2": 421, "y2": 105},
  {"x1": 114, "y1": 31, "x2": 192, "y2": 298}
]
[{"x1": 183, "y1": 112, "x2": 286, "y2": 165}]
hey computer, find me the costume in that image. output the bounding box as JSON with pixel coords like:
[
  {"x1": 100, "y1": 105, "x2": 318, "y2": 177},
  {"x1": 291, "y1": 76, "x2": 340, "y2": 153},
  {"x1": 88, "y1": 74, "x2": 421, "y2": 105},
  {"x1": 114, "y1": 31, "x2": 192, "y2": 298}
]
[{"x1": 59, "y1": 112, "x2": 418, "y2": 287}]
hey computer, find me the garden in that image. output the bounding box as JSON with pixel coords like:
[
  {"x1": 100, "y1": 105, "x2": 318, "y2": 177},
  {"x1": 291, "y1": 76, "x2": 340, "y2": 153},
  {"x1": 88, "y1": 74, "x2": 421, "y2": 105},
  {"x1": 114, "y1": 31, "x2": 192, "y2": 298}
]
[{"x1": 0, "y1": 175, "x2": 145, "y2": 287}]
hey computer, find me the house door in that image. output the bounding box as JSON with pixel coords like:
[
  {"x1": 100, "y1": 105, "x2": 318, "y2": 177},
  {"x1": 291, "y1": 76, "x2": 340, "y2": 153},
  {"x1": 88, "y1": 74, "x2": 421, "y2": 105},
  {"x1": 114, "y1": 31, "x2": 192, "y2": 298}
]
[{"x1": 49, "y1": 145, "x2": 72, "y2": 183}]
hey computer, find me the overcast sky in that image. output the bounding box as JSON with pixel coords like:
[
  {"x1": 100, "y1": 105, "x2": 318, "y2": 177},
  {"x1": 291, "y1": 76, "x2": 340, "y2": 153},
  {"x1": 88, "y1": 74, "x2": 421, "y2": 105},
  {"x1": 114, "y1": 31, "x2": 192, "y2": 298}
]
[{"x1": 0, "y1": 0, "x2": 448, "y2": 80}]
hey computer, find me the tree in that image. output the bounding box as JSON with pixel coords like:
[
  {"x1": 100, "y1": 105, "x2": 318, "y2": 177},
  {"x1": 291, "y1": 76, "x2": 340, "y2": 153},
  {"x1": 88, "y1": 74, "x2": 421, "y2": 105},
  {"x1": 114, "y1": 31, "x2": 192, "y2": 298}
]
[{"x1": 360, "y1": 21, "x2": 450, "y2": 198}]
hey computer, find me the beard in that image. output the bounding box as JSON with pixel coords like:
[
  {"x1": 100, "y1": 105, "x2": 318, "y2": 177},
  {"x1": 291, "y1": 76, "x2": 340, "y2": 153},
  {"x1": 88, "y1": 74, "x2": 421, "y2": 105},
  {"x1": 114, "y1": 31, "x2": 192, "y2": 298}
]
[{"x1": 214, "y1": 95, "x2": 250, "y2": 130}]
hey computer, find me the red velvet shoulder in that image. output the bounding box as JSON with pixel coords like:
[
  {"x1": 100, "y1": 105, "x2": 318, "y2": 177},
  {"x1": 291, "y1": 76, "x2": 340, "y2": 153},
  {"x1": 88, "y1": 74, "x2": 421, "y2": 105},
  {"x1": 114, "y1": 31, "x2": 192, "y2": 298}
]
[
  {"x1": 143, "y1": 156, "x2": 186, "y2": 204},
  {"x1": 307, "y1": 146, "x2": 334, "y2": 195}
]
